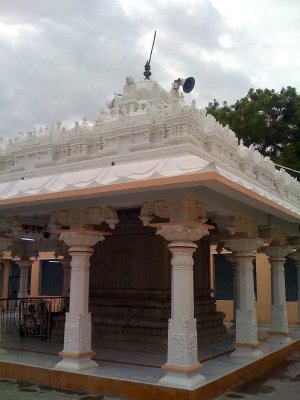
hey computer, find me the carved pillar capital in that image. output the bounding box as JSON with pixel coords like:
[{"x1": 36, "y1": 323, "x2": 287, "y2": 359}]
[
  {"x1": 15, "y1": 259, "x2": 33, "y2": 269},
  {"x1": 0, "y1": 239, "x2": 12, "y2": 261},
  {"x1": 50, "y1": 206, "x2": 119, "y2": 232},
  {"x1": 0, "y1": 216, "x2": 23, "y2": 238},
  {"x1": 59, "y1": 230, "x2": 108, "y2": 251},
  {"x1": 140, "y1": 197, "x2": 207, "y2": 226},
  {"x1": 265, "y1": 245, "x2": 293, "y2": 261},
  {"x1": 11, "y1": 240, "x2": 39, "y2": 261},
  {"x1": 223, "y1": 237, "x2": 264, "y2": 258},
  {"x1": 155, "y1": 223, "x2": 212, "y2": 243},
  {"x1": 258, "y1": 226, "x2": 287, "y2": 246},
  {"x1": 225, "y1": 216, "x2": 258, "y2": 237}
]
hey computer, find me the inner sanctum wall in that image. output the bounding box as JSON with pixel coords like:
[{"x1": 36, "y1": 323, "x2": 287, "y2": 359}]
[{"x1": 88, "y1": 208, "x2": 227, "y2": 351}]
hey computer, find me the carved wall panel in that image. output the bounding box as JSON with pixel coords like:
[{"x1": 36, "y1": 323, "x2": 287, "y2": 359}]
[{"x1": 90, "y1": 208, "x2": 211, "y2": 296}]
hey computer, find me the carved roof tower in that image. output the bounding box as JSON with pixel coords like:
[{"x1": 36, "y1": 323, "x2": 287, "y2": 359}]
[{"x1": 0, "y1": 75, "x2": 299, "y2": 225}]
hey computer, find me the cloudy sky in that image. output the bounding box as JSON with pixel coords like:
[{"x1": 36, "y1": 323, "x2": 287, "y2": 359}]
[{"x1": 1, "y1": 0, "x2": 300, "y2": 141}]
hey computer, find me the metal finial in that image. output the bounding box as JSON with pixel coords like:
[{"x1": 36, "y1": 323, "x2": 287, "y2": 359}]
[{"x1": 143, "y1": 31, "x2": 156, "y2": 80}]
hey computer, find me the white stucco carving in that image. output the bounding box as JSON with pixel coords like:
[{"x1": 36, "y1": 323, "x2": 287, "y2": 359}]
[
  {"x1": 63, "y1": 312, "x2": 92, "y2": 353},
  {"x1": 0, "y1": 239, "x2": 13, "y2": 260},
  {"x1": 59, "y1": 230, "x2": 106, "y2": 249},
  {"x1": 0, "y1": 216, "x2": 23, "y2": 238},
  {"x1": 225, "y1": 216, "x2": 258, "y2": 237},
  {"x1": 11, "y1": 241, "x2": 39, "y2": 261},
  {"x1": 156, "y1": 225, "x2": 210, "y2": 242},
  {"x1": 167, "y1": 319, "x2": 198, "y2": 366},
  {"x1": 49, "y1": 206, "x2": 119, "y2": 232},
  {"x1": 0, "y1": 77, "x2": 299, "y2": 219},
  {"x1": 235, "y1": 309, "x2": 258, "y2": 343},
  {"x1": 258, "y1": 226, "x2": 287, "y2": 246},
  {"x1": 140, "y1": 197, "x2": 206, "y2": 226}
]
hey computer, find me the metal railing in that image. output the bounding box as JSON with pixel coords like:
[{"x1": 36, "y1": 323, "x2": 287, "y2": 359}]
[{"x1": 0, "y1": 296, "x2": 69, "y2": 340}]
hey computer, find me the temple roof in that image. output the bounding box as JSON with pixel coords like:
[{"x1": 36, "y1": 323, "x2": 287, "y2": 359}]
[{"x1": 0, "y1": 76, "x2": 299, "y2": 224}]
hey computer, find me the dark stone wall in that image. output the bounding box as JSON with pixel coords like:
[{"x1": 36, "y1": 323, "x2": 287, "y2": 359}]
[{"x1": 90, "y1": 208, "x2": 212, "y2": 297}]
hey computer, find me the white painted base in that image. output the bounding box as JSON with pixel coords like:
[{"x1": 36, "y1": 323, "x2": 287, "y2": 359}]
[
  {"x1": 231, "y1": 346, "x2": 264, "y2": 363},
  {"x1": 267, "y1": 335, "x2": 292, "y2": 345},
  {"x1": 158, "y1": 370, "x2": 206, "y2": 390},
  {"x1": 55, "y1": 357, "x2": 99, "y2": 371}
]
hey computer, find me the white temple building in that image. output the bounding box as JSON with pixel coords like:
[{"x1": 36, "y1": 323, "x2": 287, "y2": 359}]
[{"x1": 0, "y1": 74, "x2": 300, "y2": 392}]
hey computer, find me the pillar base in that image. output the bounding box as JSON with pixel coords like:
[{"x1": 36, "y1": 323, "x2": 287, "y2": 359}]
[
  {"x1": 267, "y1": 332, "x2": 292, "y2": 344},
  {"x1": 158, "y1": 363, "x2": 206, "y2": 389},
  {"x1": 231, "y1": 342, "x2": 263, "y2": 362},
  {"x1": 159, "y1": 362, "x2": 206, "y2": 389},
  {"x1": 55, "y1": 351, "x2": 98, "y2": 371}
]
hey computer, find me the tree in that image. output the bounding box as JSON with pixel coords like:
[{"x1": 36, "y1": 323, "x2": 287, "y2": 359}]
[{"x1": 206, "y1": 87, "x2": 300, "y2": 177}]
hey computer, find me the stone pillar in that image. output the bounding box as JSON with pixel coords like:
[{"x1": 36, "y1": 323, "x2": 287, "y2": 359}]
[
  {"x1": 265, "y1": 245, "x2": 292, "y2": 343},
  {"x1": 155, "y1": 223, "x2": 211, "y2": 389},
  {"x1": 61, "y1": 259, "x2": 71, "y2": 298},
  {"x1": 15, "y1": 260, "x2": 32, "y2": 298},
  {"x1": 55, "y1": 230, "x2": 107, "y2": 371},
  {"x1": 224, "y1": 238, "x2": 264, "y2": 360},
  {"x1": 226, "y1": 256, "x2": 238, "y2": 328},
  {"x1": 290, "y1": 252, "x2": 300, "y2": 328}
]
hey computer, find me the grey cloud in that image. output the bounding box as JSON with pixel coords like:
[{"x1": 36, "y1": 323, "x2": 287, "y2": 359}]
[{"x1": 1, "y1": 0, "x2": 296, "y2": 141}]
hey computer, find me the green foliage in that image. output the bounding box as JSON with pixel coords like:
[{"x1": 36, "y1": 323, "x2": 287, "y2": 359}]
[{"x1": 206, "y1": 87, "x2": 300, "y2": 177}]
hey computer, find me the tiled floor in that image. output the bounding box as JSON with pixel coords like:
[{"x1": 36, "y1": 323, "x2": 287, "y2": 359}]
[{"x1": 0, "y1": 325, "x2": 299, "y2": 397}]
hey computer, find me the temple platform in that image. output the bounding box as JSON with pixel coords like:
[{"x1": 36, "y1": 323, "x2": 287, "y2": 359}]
[{"x1": 0, "y1": 326, "x2": 300, "y2": 399}]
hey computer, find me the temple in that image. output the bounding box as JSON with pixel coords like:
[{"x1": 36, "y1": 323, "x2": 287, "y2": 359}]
[{"x1": 0, "y1": 74, "x2": 300, "y2": 391}]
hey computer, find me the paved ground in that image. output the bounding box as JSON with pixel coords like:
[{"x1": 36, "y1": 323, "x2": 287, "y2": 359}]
[
  {"x1": 0, "y1": 379, "x2": 122, "y2": 400},
  {"x1": 216, "y1": 352, "x2": 300, "y2": 400}
]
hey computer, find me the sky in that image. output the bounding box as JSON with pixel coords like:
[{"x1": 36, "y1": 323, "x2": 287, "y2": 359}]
[{"x1": 1, "y1": 0, "x2": 300, "y2": 141}]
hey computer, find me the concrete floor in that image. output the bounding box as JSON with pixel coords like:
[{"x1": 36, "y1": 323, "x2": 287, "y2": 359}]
[
  {"x1": 216, "y1": 351, "x2": 300, "y2": 400},
  {"x1": 0, "y1": 378, "x2": 114, "y2": 400}
]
